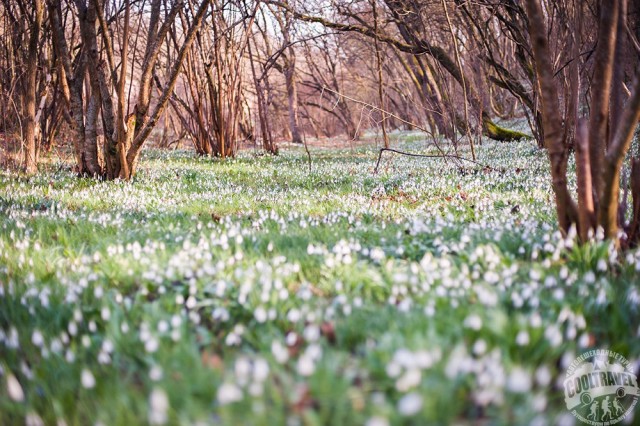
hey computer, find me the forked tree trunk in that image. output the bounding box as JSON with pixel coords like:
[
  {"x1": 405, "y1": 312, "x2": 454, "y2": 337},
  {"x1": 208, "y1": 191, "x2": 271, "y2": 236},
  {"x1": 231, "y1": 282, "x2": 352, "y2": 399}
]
[{"x1": 526, "y1": 0, "x2": 640, "y2": 246}]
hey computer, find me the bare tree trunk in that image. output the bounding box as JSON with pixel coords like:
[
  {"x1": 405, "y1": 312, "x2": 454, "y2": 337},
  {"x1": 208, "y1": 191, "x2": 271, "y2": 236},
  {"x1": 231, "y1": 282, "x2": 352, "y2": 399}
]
[
  {"x1": 49, "y1": 0, "x2": 87, "y2": 174},
  {"x1": 22, "y1": 0, "x2": 44, "y2": 174},
  {"x1": 372, "y1": 0, "x2": 389, "y2": 149},
  {"x1": 525, "y1": 0, "x2": 578, "y2": 234},
  {"x1": 284, "y1": 48, "x2": 303, "y2": 144},
  {"x1": 589, "y1": 0, "x2": 620, "y2": 210}
]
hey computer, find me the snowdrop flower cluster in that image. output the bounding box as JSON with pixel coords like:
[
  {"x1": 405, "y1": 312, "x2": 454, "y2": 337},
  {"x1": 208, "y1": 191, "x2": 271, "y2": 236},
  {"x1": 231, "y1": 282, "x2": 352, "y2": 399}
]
[{"x1": 1, "y1": 140, "x2": 638, "y2": 424}]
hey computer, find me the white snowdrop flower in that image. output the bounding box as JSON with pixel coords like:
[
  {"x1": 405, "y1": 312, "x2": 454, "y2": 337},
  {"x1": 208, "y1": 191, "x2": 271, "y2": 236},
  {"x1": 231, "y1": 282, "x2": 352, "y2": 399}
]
[
  {"x1": 88, "y1": 321, "x2": 97, "y2": 333},
  {"x1": 148, "y1": 387, "x2": 169, "y2": 425},
  {"x1": 483, "y1": 271, "x2": 499, "y2": 284},
  {"x1": 212, "y1": 307, "x2": 229, "y2": 322},
  {"x1": 185, "y1": 296, "x2": 197, "y2": 309},
  {"x1": 507, "y1": 367, "x2": 531, "y2": 393},
  {"x1": 94, "y1": 287, "x2": 104, "y2": 299},
  {"x1": 397, "y1": 392, "x2": 423, "y2": 416},
  {"x1": 225, "y1": 332, "x2": 241, "y2": 346},
  {"x1": 102, "y1": 339, "x2": 114, "y2": 353},
  {"x1": 149, "y1": 365, "x2": 163, "y2": 381},
  {"x1": 424, "y1": 305, "x2": 435, "y2": 317},
  {"x1": 175, "y1": 294, "x2": 185, "y2": 305},
  {"x1": 553, "y1": 288, "x2": 565, "y2": 300},
  {"x1": 278, "y1": 288, "x2": 289, "y2": 300},
  {"x1": 555, "y1": 412, "x2": 576, "y2": 426},
  {"x1": 271, "y1": 341, "x2": 289, "y2": 364},
  {"x1": 560, "y1": 351, "x2": 575, "y2": 370},
  {"x1": 50, "y1": 337, "x2": 63, "y2": 354},
  {"x1": 515, "y1": 330, "x2": 530, "y2": 346},
  {"x1": 25, "y1": 412, "x2": 44, "y2": 426},
  {"x1": 584, "y1": 271, "x2": 596, "y2": 284},
  {"x1": 303, "y1": 325, "x2": 320, "y2": 342},
  {"x1": 365, "y1": 416, "x2": 389, "y2": 426},
  {"x1": 248, "y1": 382, "x2": 264, "y2": 397},
  {"x1": 529, "y1": 269, "x2": 541, "y2": 281},
  {"x1": 253, "y1": 358, "x2": 270, "y2": 382},
  {"x1": 121, "y1": 322, "x2": 129, "y2": 334},
  {"x1": 157, "y1": 321, "x2": 169, "y2": 333},
  {"x1": 395, "y1": 369, "x2": 421, "y2": 392},
  {"x1": 6, "y1": 373, "x2": 25, "y2": 402},
  {"x1": 370, "y1": 247, "x2": 385, "y2": 261},
  {"x1": 20, "y1": 362, "x2": 33, "y2": 380},
  {"x1": 544, "y1": 326, "x2": 562, "y2": 347},
  {"x1": 31, "y1": 330, "x2": 44, "y2": 347},
  {"x1": 82, "y1": 335, "x2": 91, "y2": 348},
  {"x1": 81, "y1": 369, "x2": 96, "y2": 389},
  {"x1": 306, "y1": 344, "x2": 322, "y2": 361},
  {"x1": 100, "y1": 307, "x2": 110, "y2": 321},
  {"x1": 97, "y1": 351, "x2": 111, "y2": 364},
  {"x1": 578, "y1": 333, "x2": 591, "y2": 348},
  {"x1": 532, "y1": 393, "x2": 547, "y2": 412},
  {"x1": 235, "y1": 357, "x2": 252, "y2": 385},
  {"x1": 7, "y1": 327, "x2": 20, "y2": 349},
  {"x1": 287, "y1": 309, "x2": 301, "y2": 323},
  {"x1": 170, "y1": 315, "x2": 182, "y2": 328},
  {"x1": 464, "y1": 314, "x2": 482, "y2": 330},
  {"x1": 596, "y1": 259, "x2": 607, "y2": 272},
  {"x1": 65, "y1": 349, "x2": 75, "y2": 363},
  {"x1": 342, "y1": 304, "x2": 352, "y2": 316},
  {"x1": 68, "y1": 321, "x2": 78, "y2": 336},
  {"x1": 386, "y1": 362, "x2": 402, "y2": 378},
  {"x1": 473, "y1": 339, "x2": 488, "y2": 356},
  {"x1": 171, "y1": 330, "x2": 181, "y2": 342},
  {"x1": 393, "y1": 349, "x2": 415, "y2": 369},
  {"x1": 286, "y1": 332, "x2": 298, "y2": 346},
  {"x1": 535, "y1": 366, "x2": 552, "y2": 387},
  {"x1": 217, "y1": 382, "x2": 243, "y2": 405},
  {"x1": 254, "y1": 307, "x2": 268, "y2": 323},
  {"x1": 145, "y1": 337, "x2": 159, "y2": 353},
  {"x1": 296, "y1": 355, "x2": 315, "y2": 376},
  {"x1": 529, "y1": 313, "x2": 542, "y2": 328}
]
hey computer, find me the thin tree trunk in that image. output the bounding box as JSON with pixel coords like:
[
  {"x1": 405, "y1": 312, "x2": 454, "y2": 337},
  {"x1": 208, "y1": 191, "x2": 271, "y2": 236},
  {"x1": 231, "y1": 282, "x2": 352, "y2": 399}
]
[
  {"x1": 284, "y1": 48, "x2": 303, "y2": 144},
  {"x1": 23, "y1": 0, "x2": 44, "y2": 174},
  {"x1": 373, "y1": 0, "x2": 389, "y2": 149}
]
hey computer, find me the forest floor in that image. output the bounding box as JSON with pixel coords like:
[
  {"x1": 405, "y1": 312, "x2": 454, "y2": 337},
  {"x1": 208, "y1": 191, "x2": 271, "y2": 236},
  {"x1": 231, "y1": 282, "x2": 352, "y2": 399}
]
[{"x1": 0, "y1": 138, "x2": 639, "y2": 425}]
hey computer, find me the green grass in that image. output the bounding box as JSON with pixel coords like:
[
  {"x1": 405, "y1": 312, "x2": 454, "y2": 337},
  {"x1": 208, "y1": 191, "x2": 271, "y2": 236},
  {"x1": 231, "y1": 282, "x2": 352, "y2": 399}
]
[{"x1": 0, "y1": 140, "x2": 639, "y2": 425}]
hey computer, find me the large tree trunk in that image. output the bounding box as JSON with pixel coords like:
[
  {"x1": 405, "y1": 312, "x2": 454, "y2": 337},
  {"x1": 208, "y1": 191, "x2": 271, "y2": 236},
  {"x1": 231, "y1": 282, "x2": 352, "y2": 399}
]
[{"x1": 525, "y1": 0, "x2": 578, "y2": 234}]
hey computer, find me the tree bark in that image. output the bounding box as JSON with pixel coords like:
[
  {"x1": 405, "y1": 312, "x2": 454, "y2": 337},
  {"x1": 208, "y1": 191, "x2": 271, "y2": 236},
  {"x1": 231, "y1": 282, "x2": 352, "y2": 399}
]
[
  {"x1": 525, "y1": 0, "x2": 578, "y2": 234},
  {"x1": 588, "y1": 0, "x2": 620, "y2": 207},
  {"x1": 284, "y1": 49, "x2": 303, "y2": 144},
  {"x1": 22, "y1": 0, "x2": 44, "y2": 174}
]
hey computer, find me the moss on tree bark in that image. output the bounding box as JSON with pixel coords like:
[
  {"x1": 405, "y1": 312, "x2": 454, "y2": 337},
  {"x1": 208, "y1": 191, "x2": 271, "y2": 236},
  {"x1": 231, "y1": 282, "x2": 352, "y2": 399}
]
[{"x1": 482, "y1": 116, "x2": 532, "y2": 142}]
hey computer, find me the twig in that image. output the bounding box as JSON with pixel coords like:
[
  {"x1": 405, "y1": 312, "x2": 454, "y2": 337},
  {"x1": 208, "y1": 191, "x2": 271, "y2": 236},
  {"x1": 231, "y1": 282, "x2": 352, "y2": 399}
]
[
  {"x1": 318, "y1": 86, "x2": 446, "y2": 157},
  {"x1": 373, "y1": 148, "x2": 493, "y2": 175},
  {"x1": 302, "y1": 132, "x2": 312, "y2": 173}
]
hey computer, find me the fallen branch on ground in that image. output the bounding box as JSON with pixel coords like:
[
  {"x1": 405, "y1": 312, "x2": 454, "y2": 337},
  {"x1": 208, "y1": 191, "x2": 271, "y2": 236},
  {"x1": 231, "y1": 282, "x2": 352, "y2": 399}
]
[{"x1": 373, "y1": 148, "x2": 494, "y2": 174}]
